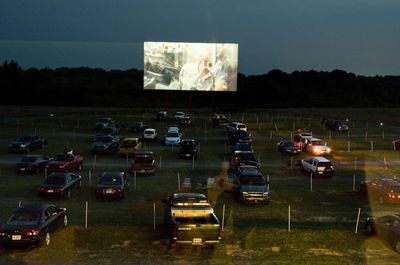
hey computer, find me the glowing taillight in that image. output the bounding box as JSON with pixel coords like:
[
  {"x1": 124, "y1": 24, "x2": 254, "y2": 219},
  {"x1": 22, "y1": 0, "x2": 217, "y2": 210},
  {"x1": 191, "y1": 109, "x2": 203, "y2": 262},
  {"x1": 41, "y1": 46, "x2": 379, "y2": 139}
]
[
  {"x1": 56, "y1": 189, "x2": 65, "y2": 192},
  {"x1": 26, "y1": 230, "x2": 40, "y2": 236},
  {"x1": 0, "y1": 232, "x2": 8, "y2": 236}
]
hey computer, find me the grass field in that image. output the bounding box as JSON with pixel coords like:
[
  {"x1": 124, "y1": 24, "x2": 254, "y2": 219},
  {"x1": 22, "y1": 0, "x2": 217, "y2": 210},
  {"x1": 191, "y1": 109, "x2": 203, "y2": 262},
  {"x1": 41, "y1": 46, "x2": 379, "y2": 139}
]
[{"x1": 0, "y1": 106, "x2": 400, "y2": 264}]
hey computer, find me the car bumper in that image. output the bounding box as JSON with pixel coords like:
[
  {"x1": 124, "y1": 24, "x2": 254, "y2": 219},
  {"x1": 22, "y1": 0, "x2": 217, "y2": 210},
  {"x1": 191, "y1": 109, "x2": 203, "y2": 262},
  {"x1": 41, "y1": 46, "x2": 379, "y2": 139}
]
[
  {"x1": 0, "y1": 236, "x2": 43, "y2": 247},
  {"x1": 133, "y1": 168, "x2": 155, "y2": 176},
  {"x1": 172, "y1": 239, "x2": 221, "y2": 246},
  {"x1": 240, "y1": 196, "x2": 270, "y2": 204},
  {"x1": 38, "y1": 191, "x2": 65, "y2": 199}
]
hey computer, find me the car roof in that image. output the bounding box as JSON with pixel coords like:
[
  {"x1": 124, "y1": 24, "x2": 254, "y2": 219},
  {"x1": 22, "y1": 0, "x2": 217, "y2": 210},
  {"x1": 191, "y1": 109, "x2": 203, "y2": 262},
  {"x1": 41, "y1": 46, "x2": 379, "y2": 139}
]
[
  {"x1": 144, "y1": 128, "x2": 156, "y2": 132},
  {"x1": 172, "y1": 193, "x2": 207, "y2": 200},
  {"x1": 309, "y1": 156, "x2": 331, "y2": 162},
  {"x1": 100, "y1": 172, "x2": 124, "y2": 178},
  {"x1": 14, "y1": 204, "x2": 52, "y2": 214}
]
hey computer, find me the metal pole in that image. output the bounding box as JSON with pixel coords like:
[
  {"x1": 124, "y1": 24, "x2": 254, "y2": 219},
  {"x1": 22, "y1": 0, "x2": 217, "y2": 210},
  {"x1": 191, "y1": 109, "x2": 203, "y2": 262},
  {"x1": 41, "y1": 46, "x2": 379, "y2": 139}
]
[
  {"x1": 267, "y1": 175, "x2": 270, "y2": 191},
  {"x1": 384, "y1": 157, "x2": 388, "y2": 169},
  {"x1": 371, "y1": 141, "x2": 374, "y2": 152},
  {"x1": 134, "y1": 171, "x2": 137, "y2": 191},
  {"x1": 222, "y1": 204, "x2": 226, "y2": 230},
  {"x1": 274, "y1": 123, "x2": 278, "y2": 132},
  {"x1": 89, "y1": 170, "x2": 92, "y2": 186},
  {"x1": 178, "y1": 172, "x2": 180, "y2": 191},
  {"x1": 159, "y1": 156, "x2": 162, "y2": 169},
  {"x1": 310, "y1": 173, "x2": 313, "y2": 192},
  {"x1": 192, "y1": 155, "x2": 195, "y2": 169},
  {"x1": 153, "y1": 203, "x2": 156, "y2": 231},
  {"x1": 288, "y1": 205, "x2": 291, "y2": 232},
  {"x1": 355, "y1": 208, "x2": 361, "y2": 234},
  {"x1": 85, "y1": 201, "x2": 88, "y2": 229},
  {"x1": 353, "y1": 174, "x2": 356, "y2": 192},
  {"x1": 348, "y1": 141, "x2": 351, "y2": 152}
]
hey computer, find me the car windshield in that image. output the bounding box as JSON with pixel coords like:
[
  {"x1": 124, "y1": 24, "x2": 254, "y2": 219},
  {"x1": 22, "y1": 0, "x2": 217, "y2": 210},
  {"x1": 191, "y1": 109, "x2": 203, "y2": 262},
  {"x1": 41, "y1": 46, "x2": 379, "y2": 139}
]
[
  {"x1": 45, "y1": 176, "x2": 66, "y2": 185},
  {"x1": 54, "y1": 155, "x2": 72, "y2": 162},
  {"x1": 390, "y1": 186, "x2": 400, "y2": 193},
  {"x1": 17, "y1": 136, "x2": 31, "y2": 142},
  {"x1": 7, "y1": 212, "x2": 40, "y2": 226},
  {"x1": 21, "y1": 156, "x2": 37, "y2": 162},
  {"x1": 241, "y1": 176, "x2": 266, "y2": 185},
  {"x1": 94, "y1": 136, "x2": 112, "y2": 143},
  {"x1": 318, "y1": 162, "x2": 332, "y2": 167},
  {"x1": 283, "y1": 142, "x2": 295, "y2": 147},
  {"x1": 312, "y1": 140, "x2": 325, "y2": 146},
  {"x1": 182, "y1": 141, "x2": 196, "y2": 147},
  {"x1": 135, "y1": 156, "x2": 153, "y2": 163},
  {"x1": 144, "y1": 130, "x2": 154, "y2": 134},
  {"x1": 167, "y1": 132, "x2": 179, "y2": 138},
  {"x1": 236, "y1": 130, "x2": 248, "y2": 136},
  {"x1": 99, "y1": 176, "x2": 122, "y2": 185},
  {"x1": 121, "y1": 140, "x2": 137, "y2": 147},
  {"x1": 238, "y1": 124, "x2": 246, "y2": 129}
]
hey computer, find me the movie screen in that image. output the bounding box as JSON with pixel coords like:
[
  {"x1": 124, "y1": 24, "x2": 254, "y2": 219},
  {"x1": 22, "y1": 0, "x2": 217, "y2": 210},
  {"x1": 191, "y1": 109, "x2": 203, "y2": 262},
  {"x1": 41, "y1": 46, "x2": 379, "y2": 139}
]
[{"x1": 144, "y1": 42, "x2": 238, "y2": 92}]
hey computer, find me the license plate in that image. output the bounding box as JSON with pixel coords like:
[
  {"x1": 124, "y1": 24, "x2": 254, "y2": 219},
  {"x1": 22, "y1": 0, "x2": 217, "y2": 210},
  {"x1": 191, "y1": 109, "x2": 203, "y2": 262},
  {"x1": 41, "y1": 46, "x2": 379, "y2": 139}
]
[
  {"x1": 20, "y1": 168, "x2": 26, "y2": 171},
  {"x1": 47, "y1": 190, "x2": 53, "y2": 193},
  {"x1": 185, "y1": 154, "x2": 191, "y2": 157},
  {"x1": 12, "y1": 235, "x2": 21, "y2": 240},
  {"x1": 106, "y1": 189, "x2": 114, "y2": 194},
  {"x1": 140, "y1": 169, "x2": 145, "y2": 173},
  {"x1": 193, "y1": 238, "x2": 202, "y2": 244}
]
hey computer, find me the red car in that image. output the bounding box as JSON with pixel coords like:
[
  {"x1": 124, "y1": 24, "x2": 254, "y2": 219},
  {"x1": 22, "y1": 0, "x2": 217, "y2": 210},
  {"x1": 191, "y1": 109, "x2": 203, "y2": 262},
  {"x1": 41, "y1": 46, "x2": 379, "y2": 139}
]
[
  {"x1": 45, "y1": 153, "x2": 83, "y2": 173},
  {"x1": 131, "y1": 151, "x2": 156, "y2": 176},
  {"x1": 393, "y1": 139, "x2": 400, "y2": 150},
  {"x1": 360, "y1": 178, "x2": 400, "y2": 204}
]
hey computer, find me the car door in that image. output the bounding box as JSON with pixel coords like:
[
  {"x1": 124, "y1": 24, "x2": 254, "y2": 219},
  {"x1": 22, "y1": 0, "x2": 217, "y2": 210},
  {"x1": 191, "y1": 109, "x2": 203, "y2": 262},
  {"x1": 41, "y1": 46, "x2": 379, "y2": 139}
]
[{"x1": 44, "y1": 207, "x2": 58, "y2": 233}]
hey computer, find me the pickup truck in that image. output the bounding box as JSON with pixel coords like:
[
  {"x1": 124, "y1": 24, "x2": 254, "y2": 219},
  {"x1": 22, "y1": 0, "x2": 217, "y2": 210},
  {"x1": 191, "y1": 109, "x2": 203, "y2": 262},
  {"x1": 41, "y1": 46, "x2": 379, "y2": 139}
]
[
  {"x1": 131, "y1": 151, "x2": 155, "y2": 176},
  {"x1": 163, "y1": 193, "x2": 222, "y2": 247},
  {"x1": 45, "y1": 153, "x2": 84, "y2": 173}
]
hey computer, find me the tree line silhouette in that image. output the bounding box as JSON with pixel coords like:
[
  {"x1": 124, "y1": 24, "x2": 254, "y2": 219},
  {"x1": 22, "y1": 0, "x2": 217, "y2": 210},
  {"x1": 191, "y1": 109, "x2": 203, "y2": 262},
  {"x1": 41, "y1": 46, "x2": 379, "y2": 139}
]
[{"x1": 1, "y1": 60, "x2": 399, "y2": 109}]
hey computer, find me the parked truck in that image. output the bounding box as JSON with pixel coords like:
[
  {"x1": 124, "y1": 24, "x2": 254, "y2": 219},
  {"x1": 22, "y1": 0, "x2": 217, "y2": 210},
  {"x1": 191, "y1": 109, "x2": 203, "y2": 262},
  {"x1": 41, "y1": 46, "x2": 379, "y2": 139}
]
[{"x1": 163, "y1": 193, "x2": 222, "y2": 247}]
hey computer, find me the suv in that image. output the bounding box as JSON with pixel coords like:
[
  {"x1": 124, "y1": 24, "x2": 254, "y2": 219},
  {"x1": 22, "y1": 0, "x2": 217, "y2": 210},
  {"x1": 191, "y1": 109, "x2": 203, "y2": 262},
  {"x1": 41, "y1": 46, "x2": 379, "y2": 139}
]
[
  {"x1": 304, "y1": 138, "x2": 331, "y2": 155},
  {"x1": 235, "y1": 167, "x2": 269, "y2": 204},
  {"x1": 323, "y1": 119, "x2": 349, "y2": 132},
  {"x1": 300, "y1": 156, "x2": 334, "y2": 178}
]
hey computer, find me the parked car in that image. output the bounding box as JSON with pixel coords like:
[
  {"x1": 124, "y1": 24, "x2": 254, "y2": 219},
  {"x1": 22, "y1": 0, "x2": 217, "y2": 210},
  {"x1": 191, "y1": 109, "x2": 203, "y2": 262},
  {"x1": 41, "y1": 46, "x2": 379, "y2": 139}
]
[
  {"x1": 162, "y1": 193, "x2": 222, "y2": 247},
  {"x1": 131, "y1": 151, "x2": 156, "y2": 176},
  {"x1": 0, "y1": 204, "x2": 67, "y2": 248},
  {"x1": 293, "y1": 131, "x2": 312, "y2": 142},
  {"x1": 10, "y1": 134, "x2": 47, "y2": 153},
  {"x1": 156, "y1": 111, "x2": 168, "y2": 121},
  {"x1": 45, "y1": 153, "x2": 84, "y2": 173},
  {"x1": 130, "y1": 122, "x2": 148, "y2": 133},
  {"x1": 142, "y1": 128, "x2": 158, "y2": 142},
  {"x1": 232, "y1": 142, "x2": 253, "y2": 153},
  {"x1": 91, "y1": 135, "x2": 120, "y2": 154},
  {"x1": 118, "y1": 138, "x2": 142, "y2": 157},
  {"x1": 38, "y1": 173, "x2": 82, "y2": 199},
  {"x1": 178, "y1": 116, "x2": 192, "y2": 127},
  {"x1": 229, "y1": 130, "x2": 252, "y2": 145},
  {"x1": 95, "y1": 126, "x2": 119, "y2": 137},
  {"x1": 164, "y1": 129, "x2": 181, "y2": 146},
  {"x1": 226, "y1": 122, "x2": 247, "y2": 136},
  {"x1": 174, "y1": 112, "x2": 185, "y2": 121},
  {"x1": 365, "y1": 214, "x2": 400, "y2": 253},
  {"x1": 359, "y1": 178, "x2": 400, "y2": 204},
  {"x1": 276, "y1": 141, "x2": 300, "y2": 155},
  {"x1": 293, "y1": 132, "x2": 313, "y2": 150},
  {"x1": 95, "y1": 172, "x2": 128, "y2": 200},
  {"x1": 323, "y1": 119, "x2": 349, "y2": 132},
  {"x1": 304, "y1": 138, "x2": 331, "y2": 155},
  {"x1": 212, "y1": 114, "x2": 229, "y2": 127},
  {"x1": 229, "y1": 151, "x2": 259, "y2": 172},
  {"x1": 234, "y1": 167, "x2": 269, "y2": 203},
  {"x1": 95, "y1": 117, "x2": 115, "y2": 130},
  {"x1": 393, "y1": 139, "x2": 400, "y2": 151},
  {"x1": 179, "y1": 139, "x2": 198, "y2": 158},
  {"x1": 16, "y1": 155, "x2": 51, "y2": 174},
  {"x1": 300, "y1": 156, "x2": 334, "y2": 178}
]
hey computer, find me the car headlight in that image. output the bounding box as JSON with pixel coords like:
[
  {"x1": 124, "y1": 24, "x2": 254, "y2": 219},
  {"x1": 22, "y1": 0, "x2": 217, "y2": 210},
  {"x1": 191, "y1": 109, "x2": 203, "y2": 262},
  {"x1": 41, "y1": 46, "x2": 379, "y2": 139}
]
[{"x1": 327, "y1": 148, "x2": 331, "y2": 153}]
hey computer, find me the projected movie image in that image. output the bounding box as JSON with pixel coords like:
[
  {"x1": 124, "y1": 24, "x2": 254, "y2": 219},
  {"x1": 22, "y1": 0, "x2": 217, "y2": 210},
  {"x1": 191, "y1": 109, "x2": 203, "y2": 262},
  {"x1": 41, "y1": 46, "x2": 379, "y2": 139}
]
[{"x1": 144, "y1": 42, "x2": 238, "y2": 92}]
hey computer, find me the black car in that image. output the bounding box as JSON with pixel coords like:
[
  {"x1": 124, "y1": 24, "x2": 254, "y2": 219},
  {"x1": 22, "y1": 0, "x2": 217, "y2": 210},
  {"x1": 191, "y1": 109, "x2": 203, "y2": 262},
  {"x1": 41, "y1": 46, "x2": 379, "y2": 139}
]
[
  {"x1": 212, "y1": 114, "x2": 229, "y2": 127},
  {"x1": 0, "y1": 204, "x2": 67, "y2": 248},
  {"x1": 91, "y1": 135, "x2": 120, "y2": 154},
  {"x1": 229, "y1": 130, "x2": 252, "y2": 145},
  {"x1": 365, "y1": 214, "x2": 400, "y2": 253},
  {"x1": 16, "y1": 155, "x2": 51, "y2": 174},
  {"x1": 38, "y1": 173, "x2": 82, "y2": 199},
  {"x1": 229, "y1": 151, "x2": 259, "y2": 172},
  {"x1": 156, "y1": 111, "x2": 168, "y2": 121},
  {"x1": 277, "y1": 141, "x2": 301, "y2": 155},
  {"x1": 235, "y1": 168, "x2": 269, "y2": 204},
  {"x1": 179, "y1": 139, "x2": 198, "y2": 158},
  {"x1": 10, "y1": 134, "x2": 47, "y2": 153},
  {"x1": 95, "y1": 126, "x2": 119, "y2": 136},
  {"x1": 178, "y1": 117, "x2": 192, "y2": 127},
  {"x1": 95, "y1": 172, "x2": 128, "y2": 200},
  {"x1": 130, "y1": 122, "x2": 148, "y2": 133},
  {"x1": 232, "y1": 143, "x2": 253, "y2": 153}
]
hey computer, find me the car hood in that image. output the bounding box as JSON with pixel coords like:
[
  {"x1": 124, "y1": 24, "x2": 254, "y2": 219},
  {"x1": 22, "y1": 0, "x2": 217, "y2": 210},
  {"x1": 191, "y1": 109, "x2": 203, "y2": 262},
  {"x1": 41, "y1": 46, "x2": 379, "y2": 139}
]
[{"x1": 239, "y1": 185, "x2": 267, "y2": 193}]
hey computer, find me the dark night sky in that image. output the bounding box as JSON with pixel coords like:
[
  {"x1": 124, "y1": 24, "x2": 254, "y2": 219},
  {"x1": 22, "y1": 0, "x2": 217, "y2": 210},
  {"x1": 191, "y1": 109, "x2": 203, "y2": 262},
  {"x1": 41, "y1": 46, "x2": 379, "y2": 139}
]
[{"x1": 1, "y1": 0, "x2": 399, "y2": 76}]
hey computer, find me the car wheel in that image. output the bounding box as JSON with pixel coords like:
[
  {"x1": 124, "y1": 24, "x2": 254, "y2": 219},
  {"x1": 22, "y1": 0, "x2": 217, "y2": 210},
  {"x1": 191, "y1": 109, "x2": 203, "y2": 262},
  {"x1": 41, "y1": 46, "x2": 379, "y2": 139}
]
[
  {"x1": 365, "y1": 224, "x2": 374, "y2": 235},
  {"x1": 394, "y1": 239, "x2": 400, "y2": 253},
  {"x1": 379, "y1": 196, "x2": 384, "y2": 204},
  {"x1": 63, "y1": 215, "x2": 68, "y2": 227},
  {"x1": 44, "y1": 232, "x2": 51, "y2": 246},
  {"x1": 65, "y1": 190, "x2": 71, "y2": 200}
]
